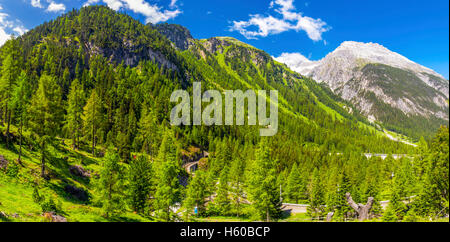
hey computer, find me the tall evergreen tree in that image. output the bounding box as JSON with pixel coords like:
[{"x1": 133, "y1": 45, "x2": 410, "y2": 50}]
[
  {"x1": 136, "y1": 104, "x2": 160, "y2": 156},
  {"x1": 184, "y1": 170, "x2": 209, "y2": 220},
  {"x1": 0, "y1": 39, "x2": 21, "y2": 147},
  {"x1": 83, "y1": 89, "x2": 103, "y2": 156},
  {"x1": 9, "y1": 71, "x2": 30, "y2": 164},
  {"x1": 229, "y1": 157, "x2": 246, "y2": 217},
  {"x1": 247, "y1": 138, "x2": 282, "y2": 221},
  {"x1": 212, "y1": 165, "x2": 231, "y2": 215},
  {"x1": 96, "y1": 149, "x2": 125, "y2": 218},
  {"x1": 416, "y1": 126, "x2": 449, "y2": 218},
  {"x1": 335, "y1": 171, "x2": 352, "y2": 221},
  {"x1": 28, "y1": 75, "x2": 63, "y2": 177},
  {"x1": 128, "y1": 155, "x2": 153, "y2": 215},
  {"x1": 308, "y1": 168, "x2": 326, "y2": 220},
  {"x1": 285, "y1": 163, "x2": 305, "y2": 204},
  {"x1": 154, "y1": 129, "x2": 182, "y2": 221},
  {"x1": 66, "y1": 79, "x2": 85, "y2": 149}
]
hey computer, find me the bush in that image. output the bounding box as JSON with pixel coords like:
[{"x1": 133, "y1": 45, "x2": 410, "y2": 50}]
[{"x1": 6, "y1": 161, "x2": 19, "y2": 178}]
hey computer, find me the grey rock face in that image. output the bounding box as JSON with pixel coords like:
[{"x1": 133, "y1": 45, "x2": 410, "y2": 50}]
[
  {"x1": 154, "y1": 23, "x2": 195, "y2": 51},
  {"x1": 277, "y1": 41, "x2": 449, "y2": 125}
]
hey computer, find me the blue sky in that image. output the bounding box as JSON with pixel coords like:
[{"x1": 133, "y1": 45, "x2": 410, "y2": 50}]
[{"x1": 0, "y1": 0, "x2": 448, "y2": 78}]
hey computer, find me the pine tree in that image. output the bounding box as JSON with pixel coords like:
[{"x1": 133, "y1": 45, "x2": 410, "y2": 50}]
[
  {"x1": 229, "y1": 158, "x2": 245, "y2": 217},
  {"x1": 362, "y1": 162, "x2": 382, "y2": 216},
  {"x1": 0, "y1": 39, "x2": 21, "y2": 147},
  {"x1": 66, "y1": 79, "x2": 85, "y2": 150},
  {"x1": 136, "y1": 104, "x2": 160, "y2": 156},
  {"x1": 335, "y1": 171, "x2": 352, "y2": 221},
  {"x1": 385, "y1": 173, "x2": 408, "y2": 221},
  {"x1": 96, "y1": 149, "x2": 125, "y2": 218},
  {"x1": 128, "y1": 155, "x2": 153, "y2": 215},
  {"x1": 285, "y1": 163, "x2": 305, "y2": 204},
  {"x1": 28, "y1": 75, "x2": 63, "y2": 177},
  {"x1": 247, "y1": 138, "x2": 282, "y2": 221},
  {"x1": 213, "y1": 165, "x2": 231, "y2": 215},
  {"x1": 308, "y1": 168, "x2": 325, "y2": 220},
  {"x1": 83, "y1": 89, "x2": 103, "y2": 156},
  {"x1": 9, "y1": 71, "x2": 30, "y2": 164},
  {"x1": 184, "y1": 170, "x2": 209, "y2": 220},
  {"x1": 415, "y1": 126, "x2": 449, "y2": 218},
  {"x1": 154, "y1": 129, "x2": 182, "y2": 221}
]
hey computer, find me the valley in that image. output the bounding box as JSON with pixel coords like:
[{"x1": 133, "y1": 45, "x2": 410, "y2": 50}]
[{"x1": 0, "y1": 5, "x2": 448, "y2": 223}]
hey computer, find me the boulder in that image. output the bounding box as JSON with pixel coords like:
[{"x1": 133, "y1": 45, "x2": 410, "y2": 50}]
[
  {"x1": 69, "y1": 165, "x2": 91, "y2": 178},
  {"x1": 64, "y1": 185, "x2": 89, "y2": 201},
  {"x1": 43, "y1": 212, "x2": 67, "y2": 222},
  {"x1": 326, "y1": 212, "x2": 335, "y2": 222},
  {"x1": 0, "y1": 155, "x2": 8, "y2": 170}
]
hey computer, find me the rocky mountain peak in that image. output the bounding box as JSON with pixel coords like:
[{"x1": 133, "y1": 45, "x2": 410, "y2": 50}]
[
  {"x1": 154, "y1": 23, "x2": 194, "y2": 51},
  {"x1": 276, "y1": 41, "x2": 449, "y2": 138}
]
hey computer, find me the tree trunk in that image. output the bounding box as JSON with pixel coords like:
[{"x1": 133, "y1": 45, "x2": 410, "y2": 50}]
[
  {"x1": 76, "y1": 127, "x2": 80, "y2": 150},
  {"x1": 40, "y1": 139, "x2": 46, "y2": 178},
  {"x1": 92, "y1": 124, "x2": 95, "y2": 156},
  {"x1": 18, "y1": 118, "x2": 23, "y2": 166},
  {"x1": 236, "y1": 182, "x2": 240, "y2": 218},
  {"x1": 345, "y1": 192, "x2": 374, "y2": 221},
  {"x1": 6, "y1": 109, "x2": 11, "y2": 148}
]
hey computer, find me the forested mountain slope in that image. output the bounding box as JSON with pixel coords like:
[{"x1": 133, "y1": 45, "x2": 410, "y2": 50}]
[
  {"x1": 1, "y1": 6, "x2": 447, "y2": 222},
  {"x1": 277, "y1": 41, "x2": 449, "y2": 139}
]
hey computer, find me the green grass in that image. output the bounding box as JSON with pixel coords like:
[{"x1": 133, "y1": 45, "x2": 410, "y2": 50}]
[
  {"x1": 195, "y1": 216, "x2": 252, "y2": 222},
  {"x1": 281, "y1": 213, "x2": 311, "y2": 222},
  {"x1": 0, "y1": 125, "x2": 152, "y2": 222}
]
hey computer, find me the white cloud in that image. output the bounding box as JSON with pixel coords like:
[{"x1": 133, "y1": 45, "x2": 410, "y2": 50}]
[
  {"x1": 0, "y1": 27, "x2": 11, "y2": 47},
  {"x1": 83, "y1": 0, "x2": 181, "y2": 24},
  {"x1": 230, "y1": 0, "x2": 330, "y2": 41},
  {"x1": 169, "y1": 0, "x2": 178, "y2": 8},
  {"x1": 275, "y1": 52, "x2": 311, "y2": 65},
  {"x1": 83, "y1": 0, "x2": 101, "y2": 7},
  {"x1": 274, "y1": 52, "x2": 319, "y2": 75},
  {"x1": 103, "y1": 0, "x2": 123, "y2": 11},
  {"x1": 122, "y1": 0, "x2": 181, "y2": 24},
  {"x1": 46, "y1": 1, "x2": 66, "y2": 13},
  {"x1": 13, "y1": 26, "x2": 27, "y2": 36},
  {"x1": 0, "y1": 10, "x2": 28, "y2": 46},
  {"x1": 31, "y1": 0, "x2": 44, "y2": 9}
]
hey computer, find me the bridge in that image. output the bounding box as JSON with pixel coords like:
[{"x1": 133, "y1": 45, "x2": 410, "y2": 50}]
[
  {"x1": 281, "y1": 196, "x2": 416, "y2": 215},
  {"x1": 330, "y1": 153, "x2": 412, "y2": 160},
  {"x1": 363, "y1": 153, "x2": 410, "y2": 160},
  {"x1": 183, "y1": 161, "x2": 199, "y2": 174}
]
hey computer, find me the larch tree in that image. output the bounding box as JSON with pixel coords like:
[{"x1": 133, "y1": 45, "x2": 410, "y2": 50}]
[
  {"x1": 66, "y1": 78, "x2": 85, "y2": 150},
  {"x1": 136, "y1": 103, "x2": 160, "y2": 156},
  {"x1": 416, "y1": 126, "x2": 449, "y2": 218},
  {"x1": 9, "y1": 71, "x2": 30, "y2": 164},
  {"x1": 83, "y1": 89, "x2": 103, "y2": 156},
  {"x1": 184, "y1": 169, "x2": 209, "y2": 220},
  {"x1": 212, "y1": 165, "x2": 231, "y2": 215},
  {"x1": 0, "y1": 39, "x2": 21, "y2": 147},
  {"x1": 28, "y1": 75, "x2": 63, "y2": 178},
  {"x1": 96, "y1": 149, "x2": 125, "y2": 218},
  {"x1": 154, "y1": 129, "x2": 182, "y2": 221},
  {"x1": 229, "y1": 157, "x2": 246, "y2": 217},
  {"x1": 308, "y1": 168, "x2": 325, "y2": 220},
  {"x1": 285, "y1": 163, "x2": 305, "y2": 204},
  {"x1": 128, "y1": 155, "x2": 153, "y2": 215},
  {"x1": 247, "y1": 138, "x2": 282, "y2": 222}
]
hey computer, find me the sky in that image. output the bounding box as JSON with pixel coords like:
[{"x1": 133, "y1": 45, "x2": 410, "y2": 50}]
[{"x1": 0, "y1": 0, "x2": 448, "y2": 78}]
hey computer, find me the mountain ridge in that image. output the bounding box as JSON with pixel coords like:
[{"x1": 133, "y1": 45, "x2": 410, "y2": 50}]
[{"x1": 276, "y1": 41, "x2": 449, "y2": 139}]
